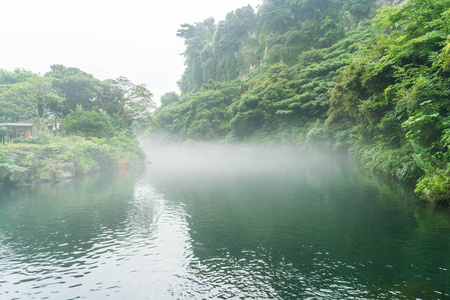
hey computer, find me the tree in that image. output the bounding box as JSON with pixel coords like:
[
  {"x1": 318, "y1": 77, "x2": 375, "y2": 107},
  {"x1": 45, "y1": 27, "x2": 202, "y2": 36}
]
[
  {"x1": 160, "y1": 92, "x2": 180, "y2": 108},
  {"x1": 0, "y1": 76, "x2": 64, "y2": 133},
  {"x1": 177, "y1": 18, "x2": 216, "y2": 93},
  {"x1": 64, "y1": 105, "x2": 115, "y2": 138},
  {"x1": 45, "y1": 64, "x2": 101, "y2": 113},
  {"x1": 97, "y1": 77, "x2": 155, "y2": 125},
  {"x1": 0, "y1": 69, "x2": 35, "y2": 90}
]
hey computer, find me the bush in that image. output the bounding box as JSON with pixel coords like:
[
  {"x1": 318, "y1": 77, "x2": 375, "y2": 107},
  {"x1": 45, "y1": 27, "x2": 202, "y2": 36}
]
[
  {"x1": 416, "y1": 174, "x2": 450, "y2": 204},
  {"x1": 64, "y1": 105, "x2": 116, "y2": 139},
  {"x1": 29, "y1": 132, "x2": 52, "y2": 145}
]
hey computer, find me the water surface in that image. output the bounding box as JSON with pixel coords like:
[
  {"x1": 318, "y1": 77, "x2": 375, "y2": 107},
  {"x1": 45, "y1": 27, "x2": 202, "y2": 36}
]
[{"x1": 0, "y1": 145, "x2": 449, "y2": 299}]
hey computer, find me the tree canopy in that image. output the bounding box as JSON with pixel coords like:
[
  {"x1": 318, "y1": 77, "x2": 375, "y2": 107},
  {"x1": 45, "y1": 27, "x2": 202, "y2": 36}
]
[
  {"x1": 0, "y1": 76, "x2": 63, "y2": 132},
  {"x1": 0, "y1": 66, "x2": 154, "y2": 137}
]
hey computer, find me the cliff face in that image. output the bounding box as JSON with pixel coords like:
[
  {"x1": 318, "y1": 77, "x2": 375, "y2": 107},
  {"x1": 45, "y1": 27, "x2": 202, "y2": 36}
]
[
  {"x1": 157, "y1": 0, "x2": 404, "y2": 142},
  {"x1": 177, "y1": 0, "x2": 403, "y2": 93}
]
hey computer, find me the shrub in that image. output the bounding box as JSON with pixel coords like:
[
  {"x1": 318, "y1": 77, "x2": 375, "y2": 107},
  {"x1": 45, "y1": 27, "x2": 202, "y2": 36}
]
[
  {"x1": 416, "y1": 174, "x2": 450, "y2": 204},
  {"x1": 64, "y1": 105, "x2": 115, "y2": 138}
]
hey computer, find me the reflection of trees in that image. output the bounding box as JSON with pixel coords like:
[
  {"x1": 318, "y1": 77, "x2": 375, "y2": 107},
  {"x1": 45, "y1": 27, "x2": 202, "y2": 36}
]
[
  {"x1": 152, "y1": 155, "x2": 418, "y2": 256},
  {"x1": 148, "y1": 151, "x2": 449, "y2": 297},
  {"x1": 399, "y1": 206, "x2": 450, "y2": 293}
]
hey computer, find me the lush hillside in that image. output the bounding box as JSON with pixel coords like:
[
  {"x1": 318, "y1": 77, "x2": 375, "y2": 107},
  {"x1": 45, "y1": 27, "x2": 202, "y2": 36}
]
[
  {"x1": 156, "y1": 0, "x2": 390, "y2": 141},
  {"x1": 176, "y1": 0, "x2": 390, "y2": 94},
  {"x1": 154, "y1": 0, "x2": 450, "y2": 204}
]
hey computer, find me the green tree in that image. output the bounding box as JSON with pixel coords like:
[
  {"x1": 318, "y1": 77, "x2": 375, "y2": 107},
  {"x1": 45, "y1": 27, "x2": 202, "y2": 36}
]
[
  {"x1": 160, "y1": 92, "x2": 180, "y2": 108},
  {"x1": 101, "y1": 77, "x2": 155, "y2": 125},
  {"x1": 0, "y1": 69, "x2": 37, "y2": 122},
  {"x1": 177, "y1": 18, "x2": 216, "y2": 93},
  {"x1": 45, "y1": 64, "x2": 101, "y2": 113},
  {"x1": 0, "y1": 76, "x2": 64, "y2": 133},
  {"x1": 0, "y1": 69, "x2": 35, "y2": 90},
  {"x1": 64, "y1": 105, "x2": 116, "y2": 138}
]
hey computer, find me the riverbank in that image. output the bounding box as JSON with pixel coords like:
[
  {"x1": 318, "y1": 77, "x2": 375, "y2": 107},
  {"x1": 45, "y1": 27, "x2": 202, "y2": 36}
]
[{"x1": 0, "y1": 135, "x2": 145, "y2": 188}]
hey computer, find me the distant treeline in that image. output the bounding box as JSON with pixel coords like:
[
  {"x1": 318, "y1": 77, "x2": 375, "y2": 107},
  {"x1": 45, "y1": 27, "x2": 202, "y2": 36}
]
[
  {"x1": 153, "y1": 0, "x2": 450, "y2": 204},
  {"x1": 0, "y1": 65, "x2": 154, "y2": 138}
]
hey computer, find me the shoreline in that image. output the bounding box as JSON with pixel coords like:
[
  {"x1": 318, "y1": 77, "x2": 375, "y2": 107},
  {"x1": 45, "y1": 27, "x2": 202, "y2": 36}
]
[{"x1": 0, "y1": 136, "x2": 145, "y2": 189}]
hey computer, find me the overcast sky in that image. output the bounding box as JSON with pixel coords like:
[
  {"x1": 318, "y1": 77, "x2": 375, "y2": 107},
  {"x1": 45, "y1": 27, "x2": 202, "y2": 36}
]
[{"x1": 0, "y1": 0, "x2": 262, "y2": 102}]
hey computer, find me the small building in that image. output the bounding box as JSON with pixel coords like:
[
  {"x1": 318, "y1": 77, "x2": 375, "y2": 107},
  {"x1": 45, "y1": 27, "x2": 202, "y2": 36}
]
[
  {"x1": 0, "y1": 120, "x2": 61, "y2": 143},
  {"x1": 0, "y1": 120, "x2": 34, "y2": 143}
]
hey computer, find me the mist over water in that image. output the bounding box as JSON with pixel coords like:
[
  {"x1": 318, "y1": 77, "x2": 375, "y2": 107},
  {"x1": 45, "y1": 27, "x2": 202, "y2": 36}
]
[
  {"x1": 1, "y1": 140, "x2": 449, "y2": 299},
  {"x1": 139, "y1": 139, "x2": 343, "y2": 176}
]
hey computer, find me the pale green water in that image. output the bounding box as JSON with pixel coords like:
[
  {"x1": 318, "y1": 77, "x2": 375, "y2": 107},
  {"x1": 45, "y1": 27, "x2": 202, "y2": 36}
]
[{"x1": 0, "y1": 145, "x2": 449, "y2": 299}]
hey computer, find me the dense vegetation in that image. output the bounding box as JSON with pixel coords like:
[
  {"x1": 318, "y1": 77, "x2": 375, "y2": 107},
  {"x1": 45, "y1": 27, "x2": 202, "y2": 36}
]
[
  {"x1": 154, "y1": 0, "x2": 450, "y2": 204},
  {"x1": 327, "y1": 0, "x2": 450, "y2": 202},
  {"x1": 0, "y1": 66, "x2": 152, "y2": 187},
  {"x1": 0, "y1": 66, "x2": 154, "y2": 130},
  {"x1": 0, "y1": 135, "x2": 144, "y2": 187},
  {"x1": 156, "y1": 0, "x2": 383, "y2": 141}
]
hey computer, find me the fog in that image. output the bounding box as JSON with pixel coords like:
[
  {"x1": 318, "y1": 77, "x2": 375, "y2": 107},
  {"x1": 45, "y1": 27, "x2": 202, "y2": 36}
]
[{"x1": 138, "y1": 139, "x2": 347, "y2": 177}]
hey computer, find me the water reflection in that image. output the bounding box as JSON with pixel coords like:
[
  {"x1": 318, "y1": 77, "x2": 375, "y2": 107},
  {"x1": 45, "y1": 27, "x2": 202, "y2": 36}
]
[
  {"x1": 0, "y1": 170, "x2": 196, "y2": 299},
  {"x1": 143, "y1": 144, "x2": 449, "y2": 299},
  {"x1": 0, "y1": 145, "x2": 449, "y2": 299}
]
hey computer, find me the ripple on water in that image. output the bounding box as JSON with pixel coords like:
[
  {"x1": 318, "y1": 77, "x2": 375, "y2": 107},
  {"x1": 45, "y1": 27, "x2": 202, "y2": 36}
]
[{"x1": 1, "y1": 156, "x2": 450, "y2": 299}]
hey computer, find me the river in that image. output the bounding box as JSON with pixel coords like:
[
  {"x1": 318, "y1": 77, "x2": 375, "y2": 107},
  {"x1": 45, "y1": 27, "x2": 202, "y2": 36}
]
[{"x1": 0, "y1": 144, "x2": 449, "y2": 299}]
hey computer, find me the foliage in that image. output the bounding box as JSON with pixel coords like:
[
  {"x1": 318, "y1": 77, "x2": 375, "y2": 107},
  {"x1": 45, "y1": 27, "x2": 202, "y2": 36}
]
[
  {"x1": 0, "y1": 127, "x2": 7, "y2": 144},
  {"x1": 99, "y1": 77, "x2": 155, "y2": 124},
  {"x1": 0, "y1": 133, "x2": 145, "y2": 188},
  {"x1": 160, "y1": 92, "x2": 180, "y2": 108},
  {"x1": 0, "y1": 69, "x2": 35, "y2": 95},
  {"x1": 0, "y1": 163, "x2": 27, "y2": 173},
  {"x1": 0, "y1": 76, "x2": 64, "y2": 132},
  {"x1": 64, "y1": 105, "x2": 119, "y2": 139},
  {"x1": 0, "y1": 62, "x2": 150, "y2": 190},
  {"x1": 157, "y1": 22, "x2": 377, "y2": 142},
  {"x1": 155, "y1": 81, "x2": 240, "y2": 140},
  {"x1": 44, "y1": 64, "x2": 101, "y2": 113},
  {"x1": 177, "y1": 18, "x2": 217, "y2": 93},
  {"x1": 44, "y1": 66, "x2": 154, "y2": 128},
  {"x1": 325, "y1": 0, "x2": 450, "y2": 203},
  {"x1": 0, "y1": 65, "x2": 153, "y2": 131},
  {"x1": 14, "y1": 131, "x2": 53, "y2": 145},
  {"x1": 174, "y1": 0, "x2": 381, "y2": 95}
]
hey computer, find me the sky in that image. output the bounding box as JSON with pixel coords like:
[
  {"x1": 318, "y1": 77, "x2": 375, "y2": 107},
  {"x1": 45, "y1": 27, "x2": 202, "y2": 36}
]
[{"x1": 0, "y1": 0, "x2": 262, "y2": 103}]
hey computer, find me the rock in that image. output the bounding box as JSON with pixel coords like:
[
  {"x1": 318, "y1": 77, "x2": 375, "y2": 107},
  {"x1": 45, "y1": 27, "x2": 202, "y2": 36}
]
[
  {"x1": 62, "y1": 162, "x2": 76, "y2": 176},
  {"x1": 32, "y1": 160, "x2": 44, "y2": 169},
  {"x1": 39, "y1": 171, "x2": 53, "y2": 182},
  {"x1": 9, "y1": 167, "x2": 31, "y2": 184},
  {"x1": 58, "y1": 171, "x2": 74, "y2": 180},
  {"x1": 37, "y1": 150, "x2": 47, "y2": 159},
  {"x1": 8, "y1": 153, "x2": 20, "y2": 162},
  {"x1": 39, "y1": 163, "x2": 76, "y2": 182}
]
